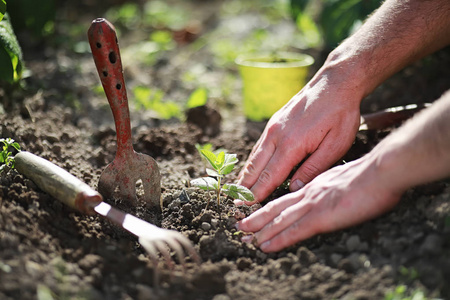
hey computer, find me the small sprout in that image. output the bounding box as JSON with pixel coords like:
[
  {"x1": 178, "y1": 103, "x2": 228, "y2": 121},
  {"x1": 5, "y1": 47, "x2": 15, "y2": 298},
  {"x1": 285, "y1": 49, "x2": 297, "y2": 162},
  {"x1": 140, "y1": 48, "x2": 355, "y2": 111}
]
[
  {"x1": 190, "y1": 149, "x2": 254, "y2": 207},
  {"x1": 0, "y1": 138, "x2": 21, "y2": 173}
]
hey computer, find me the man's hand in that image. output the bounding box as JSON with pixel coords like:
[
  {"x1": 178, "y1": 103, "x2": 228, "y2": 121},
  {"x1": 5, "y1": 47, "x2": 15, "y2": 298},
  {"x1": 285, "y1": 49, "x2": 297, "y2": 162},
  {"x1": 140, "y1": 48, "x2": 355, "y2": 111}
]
[
  {"x1": 237, "y1": 91, "x2": 450, "y2": 252},
  {"x1": 237, "y1": 71, "x2": 361, "y2": 203},
  {"x1": 237, "y1": 156, "x2": 403, "y2": 252},
  {"x1": 236, "y1": 0, "x2": 450, "y2": 204}
]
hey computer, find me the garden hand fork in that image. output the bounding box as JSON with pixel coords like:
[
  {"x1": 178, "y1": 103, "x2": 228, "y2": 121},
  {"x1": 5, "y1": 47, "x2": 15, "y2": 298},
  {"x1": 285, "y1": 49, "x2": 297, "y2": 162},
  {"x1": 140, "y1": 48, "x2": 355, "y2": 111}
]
[{"x1": 88, "y1": 18, "x2": 161, "y2": 209}]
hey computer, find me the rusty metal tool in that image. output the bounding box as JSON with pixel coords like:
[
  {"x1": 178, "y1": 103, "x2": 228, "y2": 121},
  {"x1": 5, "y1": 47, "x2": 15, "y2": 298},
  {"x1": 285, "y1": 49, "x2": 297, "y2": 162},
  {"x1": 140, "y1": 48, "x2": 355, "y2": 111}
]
[
  {"x1": 359, "y1": 103, "x2": 431, "y2": 131},
  {"x1": 88, "y1": 18, "x2": 161, "y2": 208},
  {"x1": 14, "y1": 151, "x2": 200, "y2": 268}
]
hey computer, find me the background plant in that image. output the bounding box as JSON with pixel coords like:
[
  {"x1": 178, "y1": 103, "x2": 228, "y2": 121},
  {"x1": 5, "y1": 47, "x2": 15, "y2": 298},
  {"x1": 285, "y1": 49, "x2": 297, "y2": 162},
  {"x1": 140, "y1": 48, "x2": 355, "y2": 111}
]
[
  {"x1": 190, "y1": 150, "x2": 254, "y2": 207},
  {"x1": 0, "y1": 13, "x2": 24, "y2": 84},
  {"x1": 290, "y1": 0, "x2": 381, "y2": 50},
  {"x1": 0, "y1": 138, "x2": 20, "y2": 173}
]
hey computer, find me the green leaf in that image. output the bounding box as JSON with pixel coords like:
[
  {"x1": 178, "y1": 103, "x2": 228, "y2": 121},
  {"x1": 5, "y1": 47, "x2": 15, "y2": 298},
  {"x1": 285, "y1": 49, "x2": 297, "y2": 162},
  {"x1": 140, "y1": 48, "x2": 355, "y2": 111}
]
[
  {"x1": 0, "y1": 0, "x2": 6, "y2": 22},
  {"x1": 190, "y1": 177, "x2": 218, "y2": 191},
  {"x1": 0, "y1": 13, "x2": 24, "y2": 83},
  {"x1": 215, "y1": 151, "x2": 225, "y2": 170},
  {"x1": 222, "y1": 184, "x2": 254, "y2": 202},
  {"x1": 186, "y1": 87, "x2": 208, "y2": 108},
  {"x1": 200, "y1": 150, "x2": 218, "y2": 170},
  {"x1": 206, "y1": 168, "x2": 220, "y2": 177},
  {"x1": 11, "y1": 142, "x2": 20, "y2": 151},
  {"x1": 220, "y1": 153, "x2": 238, "y2": 175}
]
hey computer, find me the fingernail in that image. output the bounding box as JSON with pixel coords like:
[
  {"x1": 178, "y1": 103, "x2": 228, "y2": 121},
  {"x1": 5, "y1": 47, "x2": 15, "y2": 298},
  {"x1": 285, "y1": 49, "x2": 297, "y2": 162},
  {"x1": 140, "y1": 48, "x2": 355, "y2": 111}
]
[
  {"x1": 290, "y1": 179, "x2": 305, "y2": 191},
  {"x1": 260, "y1": 240, "x2": 270, "y2": 250},
  {"x1": 234, "y1": 199, "x2": 244, "y2": 206},
  {"x1": 241, "y1": 235, "x2": 253, "y2": 243}
]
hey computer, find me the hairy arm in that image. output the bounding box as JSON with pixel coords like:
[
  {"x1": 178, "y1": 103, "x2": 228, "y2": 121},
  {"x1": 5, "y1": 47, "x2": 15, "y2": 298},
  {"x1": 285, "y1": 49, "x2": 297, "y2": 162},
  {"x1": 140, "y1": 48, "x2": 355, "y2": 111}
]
[
  {"x1": 331, "y1": 0, "x2": 450, "y2": 97},
  {"x1": 373, "y1": 91, "x2": 450, "y2": 193},
  {"x1": 237, "y1": 0, "x2": 450, "y2": 203}
]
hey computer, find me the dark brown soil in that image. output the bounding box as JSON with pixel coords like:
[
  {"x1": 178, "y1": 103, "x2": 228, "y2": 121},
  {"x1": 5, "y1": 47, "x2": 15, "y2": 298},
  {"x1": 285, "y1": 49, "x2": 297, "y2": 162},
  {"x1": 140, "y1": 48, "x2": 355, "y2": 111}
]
[{"x1": 1, "y1": 1, "x2": 450, "y2": 299}]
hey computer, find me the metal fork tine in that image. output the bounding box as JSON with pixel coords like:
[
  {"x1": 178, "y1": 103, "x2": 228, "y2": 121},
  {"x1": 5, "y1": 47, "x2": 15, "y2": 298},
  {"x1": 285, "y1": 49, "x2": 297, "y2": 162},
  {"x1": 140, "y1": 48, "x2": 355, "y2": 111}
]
[
  {"x1": 165, "y1": 238, "x2": 187, "y2": 268},
  {"x1": 175, "y1": 235, "x2": 201, "y2": 264},
  {"x1": 138, "y1": 237, "x2": 161, "y2": 287},
  {"x1": 154, "y1": 240, "x2": 175, "y2": 271}
]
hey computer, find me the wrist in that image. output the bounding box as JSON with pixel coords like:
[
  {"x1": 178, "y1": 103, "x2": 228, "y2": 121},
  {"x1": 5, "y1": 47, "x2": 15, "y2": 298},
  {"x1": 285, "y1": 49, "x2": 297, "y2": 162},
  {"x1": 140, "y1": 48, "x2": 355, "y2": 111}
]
[{"x1": 316, "y1": 46, "x2": 374, "y2": 103}]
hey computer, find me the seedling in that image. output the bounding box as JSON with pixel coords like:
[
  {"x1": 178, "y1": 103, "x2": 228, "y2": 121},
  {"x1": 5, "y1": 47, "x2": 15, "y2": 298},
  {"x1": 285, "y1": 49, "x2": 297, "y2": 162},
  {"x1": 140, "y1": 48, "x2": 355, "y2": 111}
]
[
  {"x1": 190, "y1": 149, "x2": 254, "y2": 207},
  {"x1": 0, "y1": 138, "x2": 21, "y2": 173}
]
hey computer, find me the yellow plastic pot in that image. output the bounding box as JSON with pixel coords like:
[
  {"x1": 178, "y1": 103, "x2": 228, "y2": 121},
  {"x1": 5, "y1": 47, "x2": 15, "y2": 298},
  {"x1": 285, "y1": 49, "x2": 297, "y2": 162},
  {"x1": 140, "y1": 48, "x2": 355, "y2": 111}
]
[{"x1": 236, "y1": 52, "x2": 314, "y2": 121}]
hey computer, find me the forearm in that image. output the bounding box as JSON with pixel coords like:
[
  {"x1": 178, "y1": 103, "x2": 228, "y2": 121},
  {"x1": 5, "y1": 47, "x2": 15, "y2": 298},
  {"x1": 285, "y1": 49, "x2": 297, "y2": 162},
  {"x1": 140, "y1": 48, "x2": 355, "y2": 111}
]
[
  {"x1": 372, "y1": 91, "x2": 450, "y2": 193},
  {"x1": 319, "y1": 0, "x2": 450, "y2": 99}
]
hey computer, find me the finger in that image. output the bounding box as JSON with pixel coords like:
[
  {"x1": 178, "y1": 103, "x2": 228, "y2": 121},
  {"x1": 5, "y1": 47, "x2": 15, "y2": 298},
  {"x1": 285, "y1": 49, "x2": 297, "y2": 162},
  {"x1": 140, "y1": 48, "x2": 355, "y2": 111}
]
[
  {"x1": 249, "y1": 144, "x2": 304, "y2": 202},
  {"x1": 289, "y1": 132, "x2": 350, "y2": 192},
  {"x1": 237, "y1": 138, "x2": 276, "y2": 192},
  {"x1": 253, "y1": 197, "x2": 312, "y2": 245},
  {"x1": 259, "y1": 211, "x2": 321, "y2": 252},
  {"x1": 237, "y1": 193, "x2": 300, "y2": 232},
  {"x1": 238, "y1": 133, "x2": 265, "y2": 180}
]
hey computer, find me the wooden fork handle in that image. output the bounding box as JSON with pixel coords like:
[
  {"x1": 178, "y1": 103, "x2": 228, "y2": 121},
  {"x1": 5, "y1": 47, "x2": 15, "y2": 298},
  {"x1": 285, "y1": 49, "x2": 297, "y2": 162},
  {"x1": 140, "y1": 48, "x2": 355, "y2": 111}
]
[
  {"x1": 15, "y1": 151, "x2": 103, "y2": 215},
  {"x1": 88, "y1": 18, "x2": 133, "y2": 153}
]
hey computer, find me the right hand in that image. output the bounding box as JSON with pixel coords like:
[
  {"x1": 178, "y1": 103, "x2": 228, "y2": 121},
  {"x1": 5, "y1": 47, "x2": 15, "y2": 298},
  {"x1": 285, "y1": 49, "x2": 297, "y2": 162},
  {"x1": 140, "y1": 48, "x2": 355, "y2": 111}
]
[{"x1": 237, "y1": 70, "x2": 362, "y2": 203}]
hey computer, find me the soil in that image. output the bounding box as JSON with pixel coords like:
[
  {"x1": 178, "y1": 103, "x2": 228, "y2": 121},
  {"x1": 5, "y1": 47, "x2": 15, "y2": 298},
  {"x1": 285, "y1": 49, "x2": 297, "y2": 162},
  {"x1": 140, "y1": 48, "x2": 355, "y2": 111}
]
[{"x1": 1, "y1": 1, "x2": 450, "y2": 299}]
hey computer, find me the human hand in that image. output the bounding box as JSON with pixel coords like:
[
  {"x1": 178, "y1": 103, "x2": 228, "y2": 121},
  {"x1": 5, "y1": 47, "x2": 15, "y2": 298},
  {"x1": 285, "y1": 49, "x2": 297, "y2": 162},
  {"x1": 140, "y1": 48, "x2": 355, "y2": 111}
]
[
  {"x1": 236, "y1": 155, "x2": 403, "y2": 252},
  {"x1": 237, "y1": 71, "x2": 362, "y2": 203}
]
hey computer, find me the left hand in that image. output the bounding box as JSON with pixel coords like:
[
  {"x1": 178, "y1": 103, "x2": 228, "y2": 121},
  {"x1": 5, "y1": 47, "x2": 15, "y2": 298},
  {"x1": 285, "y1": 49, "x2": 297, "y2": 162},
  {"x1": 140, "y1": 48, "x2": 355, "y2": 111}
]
[{"x1": 236, "y1": 155, "x2": 403, "y2": 252}]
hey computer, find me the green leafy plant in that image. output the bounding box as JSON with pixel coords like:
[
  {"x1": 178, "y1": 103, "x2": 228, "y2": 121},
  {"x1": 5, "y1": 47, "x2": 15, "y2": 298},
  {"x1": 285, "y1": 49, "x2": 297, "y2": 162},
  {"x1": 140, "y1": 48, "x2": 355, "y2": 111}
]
[
  {"x1": 290, "y1": 0, "x2": 381, "y2": 50},
  {"x1": 132, "y1": 86, "x2": 182, "y2": 119},
  {"x1": 0, "y1": 138, "x2": 21, "y2": 173},
  {"x1": 0, "y1": 13, "x2": 24, "y2": 83},
  {"x1": 384, "y1": 285, "x2": 427, "y2": 300},
  {"x1": 0, "y1": 0, "x2": 6, "y2": 22},
  {"x1": 190, "y1": 149, "x2": 254, "y2": 207},
  {"x1": 186, "y1": 87, "x2": 208, "y2": 109}
]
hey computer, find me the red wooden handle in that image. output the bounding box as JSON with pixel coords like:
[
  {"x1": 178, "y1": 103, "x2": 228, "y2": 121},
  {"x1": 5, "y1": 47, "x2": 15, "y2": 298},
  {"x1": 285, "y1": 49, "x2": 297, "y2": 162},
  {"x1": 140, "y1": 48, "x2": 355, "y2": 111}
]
[{"x1": 88, "y1": 18, "x2": 133, "y2": 154}]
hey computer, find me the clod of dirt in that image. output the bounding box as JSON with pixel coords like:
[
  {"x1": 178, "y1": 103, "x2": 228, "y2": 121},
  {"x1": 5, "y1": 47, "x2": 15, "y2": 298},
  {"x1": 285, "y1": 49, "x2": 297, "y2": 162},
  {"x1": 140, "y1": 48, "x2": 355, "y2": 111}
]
[{"x1": 186, "y1": 105, "x2": 222, "y2": 137}]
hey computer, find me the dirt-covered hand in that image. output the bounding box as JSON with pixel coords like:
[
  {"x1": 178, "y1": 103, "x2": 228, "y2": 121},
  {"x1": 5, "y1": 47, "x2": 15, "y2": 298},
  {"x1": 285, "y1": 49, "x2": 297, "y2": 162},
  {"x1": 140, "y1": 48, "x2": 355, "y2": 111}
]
[
  {"x1": 237, "y1": 73, "x2": 361, "y2": 203},
  {"x1": 236, "y1": 156, "x2": 403, "y2": 252}
]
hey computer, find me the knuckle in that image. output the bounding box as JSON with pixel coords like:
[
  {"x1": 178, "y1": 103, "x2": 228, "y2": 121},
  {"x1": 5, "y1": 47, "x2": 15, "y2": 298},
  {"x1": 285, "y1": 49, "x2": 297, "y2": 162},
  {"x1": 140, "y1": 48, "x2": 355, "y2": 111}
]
[
  {"x1": 266, "y1": 122, "x2": 282, "y2": 136},
  {"x1": 264, "y1": 201, "x2": 277, "y2": 213},
  {"x1": 300, "y1": 163, "x2": 322, "y2": 182},
  {"x1": 258, "y1": 169, "x2": 273, "y2": 185},
  {"x1": 245, "y1": 161, "x2": 257, "y2": 175}
]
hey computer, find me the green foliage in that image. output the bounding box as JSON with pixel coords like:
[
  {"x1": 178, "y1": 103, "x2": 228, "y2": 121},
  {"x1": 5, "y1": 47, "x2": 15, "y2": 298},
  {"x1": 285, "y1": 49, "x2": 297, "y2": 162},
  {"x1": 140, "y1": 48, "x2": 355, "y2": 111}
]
[
  {"x1": 384, "y1": 285, "x2": 427, "y2": 300},
  {"x1": 190, "y1": 150, "x2": 254, "y2": 206},
  {"x1": 143, "y1": 0, "x2": 189, "y2": 31},
  {"x1": 186, "y1": 87, "x2": 208, "y2": 108},
  {"x1": 398, "y1": 266, "x2": 420, "y2": 282},
  {"x1": 105, "y1": 3, "x2": 140, "y2": 29},
  {"x1": 106, "y1": 1, "x2": 189, "y2": 31},
  {"x1": 6, "y1": 0, "x2": 55, "y2": 37},
  {"x1": 0, "y1": 138, "x2": 21, "y2": 173},
  {"x1": 291, "y1": 0, "x2": 381, "y2": 49},
  {"x1": 195, "y1": 143, "x2": 226, "y2": 156},
  {"x1": 0, "y1": 0, "x2": 5, "y2": 22},
  {"x1": 0, "y1": 13, "x2": 24, "y2": 83},
  {"x1": 132, "y1": 86, "x2": 182, "y2": 120}
]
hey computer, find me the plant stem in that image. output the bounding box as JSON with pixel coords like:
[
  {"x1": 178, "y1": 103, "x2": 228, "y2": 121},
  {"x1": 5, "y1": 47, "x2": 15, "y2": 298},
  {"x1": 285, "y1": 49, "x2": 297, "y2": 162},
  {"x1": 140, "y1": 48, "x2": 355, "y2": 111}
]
[{"x1": 216, "y1": 176, "x2": 221, "y2": 206}]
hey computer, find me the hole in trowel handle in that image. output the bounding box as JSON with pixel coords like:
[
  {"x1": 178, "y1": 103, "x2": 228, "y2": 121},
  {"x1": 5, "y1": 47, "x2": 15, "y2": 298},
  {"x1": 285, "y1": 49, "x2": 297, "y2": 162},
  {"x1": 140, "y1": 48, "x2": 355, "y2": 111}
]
[{"x1": 109, "y1": 51, "x2": 117, "y2": 64}]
